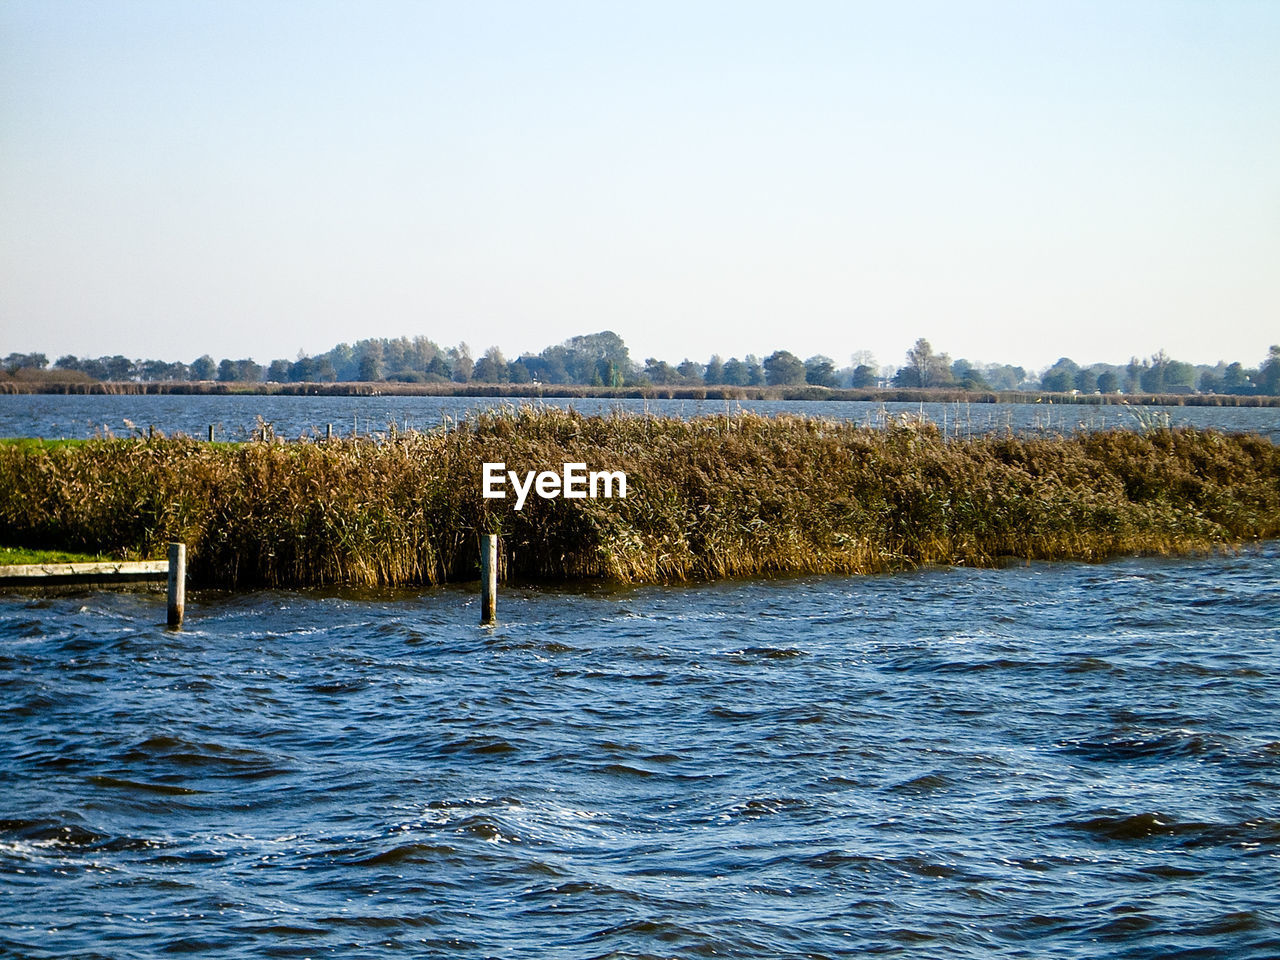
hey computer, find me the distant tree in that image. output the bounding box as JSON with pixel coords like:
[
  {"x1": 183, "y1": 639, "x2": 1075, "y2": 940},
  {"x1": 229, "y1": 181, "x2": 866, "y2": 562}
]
[
  {"x1": 487, "y1": 346, "x2": 508, "y2": 377},
  {"x1": 473, "y1": 346, "x2": 507, "y2": 383},
  {"x1": 721, "y1": 357, "x2": 749, "y2": 386},
  {"x1": 531, "y1": 347, "x2": 568, "y2": 383},
  {"x1": 1125, "y1": 357, "x2": 1145, "y2": 393},
  {"x1": 1164, "y1": 360, "x2": 1196, "y2": 390},
  {"x1": 426, "y1": 354, "x2": 452, "y2": 380},
  {"x1": 950, "y1": 359, "x2": 990, "y2": 391},
  {"x1": 449, "y1": 343, "x2": 473, "y2": 382},
  {"x1": 140, "y1": 359, "x2": 187, "y2": 381},
  {"x1": 358, "y1": 340, "x2": 385, "y2": 381},
  {"x1": 1136, "y1": 351, "x2": 1193, "y2": 392},
  {"x1": 1040, "y1": 370, "x2": 1070, "y2": 392},
  {"x1": 1074, "y1": 367, "x2": 1097, "y2": 394},
  {"x1": 507, "y1": 360, "x2": 531, "y2": 384},
  {"x1": 289, "y1": 356, "x2": 321, "y2": 382},
  {"x1": 764, "y1": 350, "x2": 806, "y2": 386},
  {"x1": 745, "y1": 355, "x2": 766, "y2": 386},
  {"x1": 907, "y1": 338, "x2": 935, "y2": 386},
  {"x1": 326, "y1": 343, "x2": 357, "y2": 381},
  {"x1": 394, "y1": 336, "x2": 435, "y2": 375},
  {"x1": 982, "y1": 364, "x2": 1027, "y2": 391},
  {"x1": 804, "y1": 355, "x2": 837, "y2": 387},
  {"x1": 851, "y1": 364, "x2": 878, "y2": 388},
  {"x1": 644, "y1": 358, "x2": 680, "y2": 384},
  {"x1": 217, "y1": 358, "x2": 262, "y2": 382},
  {"x1": 266, "y1": 359, "x2": 290, "y2": 382},
  {"x1": 1140, "y1": 350, "x2": 1172, "y2": 393},
  {"x1": 100, "y1": 355, "x2": 135, "y2": 380},
  {"x1": 1039, "y1": 357, "x2": 1079, "y2": 393},
  {"x1": 1096, "y1": 370, "x2": 1120, "y2": 393},
  {"x1": 896, "y1": 338, "x2": 952, "y2": 388},
  {"x1": 676, "y1": 359, "x2": 704, "y2": 384},
  {"x1": 1257, "y1": 345, "x2": 1280, "y2": 396},
  {"x1": 704, "y1": 355, "x2": 725, "y2": 385},
  {"x1": 526, "y1": 351, "x2": 569, "y2": 384},
  {"x1": 3, "y1": 352, "x2": 48, "y2": 372},
  {"x1": 382, "y1": 337, "x2": 411, "y2": 376},
  {"x1": 1223, "y1": 362, "x2": 1251, "y2": 393},
  {"x1": 535, "y1": 331, "x2": 634, "y2": 385},
  {"x1": 604, "y1": 358, "x2": 631, "y2": 388},
  {"x1": 469, "y1": 358, "x2": 500, "y2": 383},
  {"x1": 67, "y1": 356, "x2": 102, "y2": 379}
]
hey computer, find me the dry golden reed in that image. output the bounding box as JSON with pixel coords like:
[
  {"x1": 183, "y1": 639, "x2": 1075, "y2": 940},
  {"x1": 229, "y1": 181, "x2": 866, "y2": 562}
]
[{"x1": 1, "y1": 408, "x2": 1277, "y2": 587}]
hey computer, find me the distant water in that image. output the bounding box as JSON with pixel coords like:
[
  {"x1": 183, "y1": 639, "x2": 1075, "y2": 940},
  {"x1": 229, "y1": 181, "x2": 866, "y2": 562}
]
[
  {"x1": 3, "y1": 545, "x2": 1279, "y2": 958},
  {"x1": 2, "y1": 393, "x2": 1279, "y2": 441}
]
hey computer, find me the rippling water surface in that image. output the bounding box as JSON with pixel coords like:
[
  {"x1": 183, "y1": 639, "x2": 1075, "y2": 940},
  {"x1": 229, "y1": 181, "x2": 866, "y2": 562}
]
[
  {"x1": 3, "y1": 393, "x2": 1279, "y2": 441},
  {"x1": 3, "y1": 547, "x2": 1279, "y2": 958}
]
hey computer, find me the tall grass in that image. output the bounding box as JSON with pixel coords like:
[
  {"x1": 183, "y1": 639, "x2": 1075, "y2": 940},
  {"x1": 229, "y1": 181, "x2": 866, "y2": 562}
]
[
  {"x1": 6, "y1": 377, "x2": 1279, "y2": 406},
  {"x1": 1, "y1": 409, "x2": 1276, "y2": 587}
]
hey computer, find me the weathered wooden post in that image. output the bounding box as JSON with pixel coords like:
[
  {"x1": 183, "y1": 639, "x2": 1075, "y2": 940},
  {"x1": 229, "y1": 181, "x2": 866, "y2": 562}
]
[
  {"x1": 166, "y1": 542, "x2": 186, "y2": 628},
  {"x1": 326, "y1": 423, "x2": 333, "y2": 441},
  {"x1": 480, "y1": 534, "x2": 497, "y2": 625},
  {"x1": 208, "y1": 424, "x2": 215, "y2": 442}
]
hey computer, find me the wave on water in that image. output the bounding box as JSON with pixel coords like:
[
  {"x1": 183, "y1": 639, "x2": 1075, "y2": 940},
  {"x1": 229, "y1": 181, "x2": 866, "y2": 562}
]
[{"x1": 2, "y1": 546, "x2": 1280, "y2": 957}]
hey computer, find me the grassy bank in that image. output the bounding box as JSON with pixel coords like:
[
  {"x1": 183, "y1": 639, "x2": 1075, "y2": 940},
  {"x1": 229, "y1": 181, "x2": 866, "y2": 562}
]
[
  {"x1": 0, "y1": 545, "x2": 108, "y2": 565},
  {"x1": 1, "y1": 409, "x2": 1277, "y2": 588}
]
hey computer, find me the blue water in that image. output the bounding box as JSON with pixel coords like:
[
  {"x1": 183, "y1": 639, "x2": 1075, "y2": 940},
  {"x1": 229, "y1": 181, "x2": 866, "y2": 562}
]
[
  {"x1": 3, "y1": 545, "x2": 1279, "y2": 957},
  {"x1": 3, "y1": 393, "x2": 1279, "y2": 441}
]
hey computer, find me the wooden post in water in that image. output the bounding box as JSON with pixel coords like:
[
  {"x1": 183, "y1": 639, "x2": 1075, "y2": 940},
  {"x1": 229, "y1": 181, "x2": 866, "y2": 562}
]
[
  {"x1": 326, "y1": 423, "x2": 333, "y2": 441},
  {"x1": 208, "y1": 424, "x2": 215, "y2": 442},
  {"x1": 166, "y1": 542, "x2": 186, "y2": 628},
  {"x1": 480, "y1": 534, "x2": 497, "y2": 625}
]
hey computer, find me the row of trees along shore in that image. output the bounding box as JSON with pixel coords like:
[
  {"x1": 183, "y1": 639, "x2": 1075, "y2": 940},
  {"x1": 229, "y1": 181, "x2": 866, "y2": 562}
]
[{"x1": 4, "y1": 333, "x2": 1280, "y2": 396}]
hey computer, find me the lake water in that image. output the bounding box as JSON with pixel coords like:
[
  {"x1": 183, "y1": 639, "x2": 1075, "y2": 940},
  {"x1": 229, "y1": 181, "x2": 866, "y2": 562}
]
[
  {"x1": 3, "y1": 545, "x2": 1279, "y2": 958},
  {"x1": 3, "y1": 393, "x2": 1280, "y2": 441}
]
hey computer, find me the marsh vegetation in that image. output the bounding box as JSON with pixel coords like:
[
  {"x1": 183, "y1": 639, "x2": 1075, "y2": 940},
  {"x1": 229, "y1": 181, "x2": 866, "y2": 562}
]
[{"x1": 1, "y1": 409, "x2": 1276, "y2": 588}]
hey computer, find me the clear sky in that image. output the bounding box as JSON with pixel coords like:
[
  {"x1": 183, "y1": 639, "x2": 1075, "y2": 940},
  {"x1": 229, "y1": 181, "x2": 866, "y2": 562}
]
[{"x1": 2, "y1": 0, "x2": 1277, "y2": 373}]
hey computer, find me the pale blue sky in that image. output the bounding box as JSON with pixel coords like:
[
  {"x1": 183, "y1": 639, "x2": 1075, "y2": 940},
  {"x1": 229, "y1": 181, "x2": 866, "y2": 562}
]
[{"x1": 2, "y1": 0, "x2": 1277, "y2": 371}]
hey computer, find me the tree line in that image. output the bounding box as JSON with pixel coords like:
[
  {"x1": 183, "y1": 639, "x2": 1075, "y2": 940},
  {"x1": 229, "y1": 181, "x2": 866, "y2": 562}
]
[{"x1": 5, "y1": 335, "x2": 1280, "y2": 396}]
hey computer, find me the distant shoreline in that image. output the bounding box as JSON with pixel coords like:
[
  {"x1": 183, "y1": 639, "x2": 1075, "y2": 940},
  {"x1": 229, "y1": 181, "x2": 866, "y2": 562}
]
[{"x1": 2, "y1": 379, "x2": 1278, "y2": 407}]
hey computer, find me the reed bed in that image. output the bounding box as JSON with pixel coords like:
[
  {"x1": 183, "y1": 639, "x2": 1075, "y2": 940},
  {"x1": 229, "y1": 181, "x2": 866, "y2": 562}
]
[
  {"x1": 1, "y1": 409, "x2": 1277, "y2": 588},
  {"x1": 8, "y1": 378, "x2": 1279, "y2": 406}
]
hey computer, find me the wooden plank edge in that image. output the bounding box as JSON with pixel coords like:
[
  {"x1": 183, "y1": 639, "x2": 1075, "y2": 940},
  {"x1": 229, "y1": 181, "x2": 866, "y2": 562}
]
[{"x1": 0, "y1": 560, "x2": 169, "y2": 583}]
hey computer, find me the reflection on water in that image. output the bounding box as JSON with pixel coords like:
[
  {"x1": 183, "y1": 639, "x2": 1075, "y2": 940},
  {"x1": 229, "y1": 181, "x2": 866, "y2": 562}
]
[{"x1": 3, "y1": 545, "x2": 1279, "y2": 957}]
